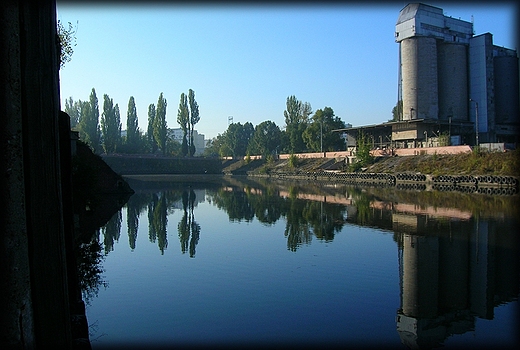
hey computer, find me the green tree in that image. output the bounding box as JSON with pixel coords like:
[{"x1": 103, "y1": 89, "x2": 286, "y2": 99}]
[
  {"x1": 57, "y1": 20, "x2": 77, "y2": 69},
  {"x1": 224, "y1": 122, "x2": 254, "y2": 158},
  {"x1": 101, "y1": 94, "x2": 121, "y2": 154},
  {"x1": 177, "y1": 93, "x2": 189, "y2": 157},
  {"x1": 147, "y1": 103, "x2": 157, "y2": 153},
  {"x1": 390, "y1": 100, "x2": 403, "y2": 122},
  {"x1": 154, "y1": 93, "x2": 168, "y2": 155},
  {"x1": 64, "y1": 96, "x2": 80, "y2": 129},
  {"x1": 165, "y1": 138, "x2": 182, "y2": 156},
  {"x1": 78, "y1": 88, "x2": 101, "y2": 153},
  {"x1": 302, "y1": 107, "x2": 346, "y2": 152},
  {"x1": 354, "y1": 130, "x2": 374, "y2": 169},
  {"x1": 102, "y1": 210, "x2": 122, "y2": 254},
  {"x1": 188, "y1": 89, "x2": 200, "y2": 157},
  {"x1": 78, "y1": 100, "x2": 91, "y2": 144},
  {"x1": 126, "y1": 96, "x2": 139, "y2": 153},
  {"x1": 284, "y1": 95, "x2": 311, "y2": 153},
  {"x1": 248, "y1": 120, "x2": 282, "y2": 158},
  {"x1": 438, "y1": 131, "x2": 450, "y2": 146},
  {"x1": 203, "y1": 134, "x2": 225, "y2": 157},
  {"x1": 126, "y1": 195, "x2": 140, "y2": 251},
  {"x1": 153, "y1": 193, "x2": 168, "y2": 254},
  {"x1": 114, "y1": 104, "x2": 122, "y2": 151},
  {"x1": 89, "y1": 88, "x2": 101, "y2": 153}
]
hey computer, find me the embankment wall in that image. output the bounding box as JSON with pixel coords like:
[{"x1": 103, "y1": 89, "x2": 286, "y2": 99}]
[{"x1": 102, "y1": 155, "x2": 223, "y2": 175}]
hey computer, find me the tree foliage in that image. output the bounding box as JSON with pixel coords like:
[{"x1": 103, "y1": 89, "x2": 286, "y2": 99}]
[
  {"x1": 302, "y1": 107, "x2": 346, "y2": 152},
  {"x1": 391, "y1": 100, "x2": 403, "y2": 122},
  {"x1": 177, "y1": 93, "x2": 189, "y2": 157},
  {"x1": 147, "y1": 103, "x2": 157, "y2": 153},
  {"x1": 354, "y1": 130, "x2": 374, "y2": 168},
  {"x1": 154, "y1": 92, "x2": 168, "y2": 155},
  {"x1": 222, "y1": 122, "x2": 254, "y2": 158},
  {"x1": 188, "y1": 89, "x2": 200, "y2": 157},
  {"x1": 57, "y1": 20, "x2": 77, "y2": 69},
  {"x1": 64, "y1": 96, "x2": 80, "y2": 129},
  {"x1": 203, "y1": 134, "x2": 225, "y2": 157},
  {"x1": 77, "y1": 88, "x2": 101, "y2": 153},
  {"x1": 248, "y1": 120, "x2": 282, "y2": 158},
  {"x1": 284, "y1": 95, "x2": 311, "y2": 153},
  {"x1": 126, "y1": 96, "x2": 139, "y2": 152},
  {"x1": 101, "y1": 94, "x2": 121, "y2": 154}
]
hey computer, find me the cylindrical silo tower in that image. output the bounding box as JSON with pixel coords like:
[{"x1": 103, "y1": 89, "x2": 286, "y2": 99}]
[
  {"x1": 401, "y1": 234, "x2": 439, "y2": 318},
  {"x1": 438, "y1": 42, "x2": 468, "y2": 121},
  {"x1": 494, "y1": 55, "x2": 520, "y2": 124},
  {"x1": 401, "y1": 37, "x2": 439, "y2": 120},
  {"x1": 396, "y1": 3, "x2": 473, "y2": 122}
]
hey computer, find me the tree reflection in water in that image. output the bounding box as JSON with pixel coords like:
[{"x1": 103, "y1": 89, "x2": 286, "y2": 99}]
[
  {"x1": 179, "y1": 188, "x2": 201, "y2": 257},
  {"x1": 84, "y1": 178, "x2": 518, "y2": 348},
  {"x1": 76, "y1": 234, "x2": 107, "y2": 304}
]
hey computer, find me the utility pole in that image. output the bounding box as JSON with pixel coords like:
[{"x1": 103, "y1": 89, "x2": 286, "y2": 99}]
[
  {"x1": 470, "y1": 99, "x2": 479, "y2": 146},
  {"x1": 320, "y1": 119, "x2": 323, "y2": 154}
]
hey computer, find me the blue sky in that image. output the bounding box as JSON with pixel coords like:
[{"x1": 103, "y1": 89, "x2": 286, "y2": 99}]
[{"x1": 57, "y1": 2, "x2": 517, "y2": 140}]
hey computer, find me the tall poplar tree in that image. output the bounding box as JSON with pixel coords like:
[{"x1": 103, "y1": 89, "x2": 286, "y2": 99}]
[
  {"x1": 101, "y1": 94, "x2": 122, "y2": 154},
  {"x1": 114, "y1": 103, "x2": 122, "y2": 151},
  {"x1": 147, "y1": 103, "x2": 156, "y2": 153},
  {"x1": 188, "y1": 89, "x2": 200, "y2": 157},
  {"x1": 78, "y1": 88, "x2": 101, "y2": 153},
  {"x1": 89, "y1": 88, "x2": 101, "y2": 153},
  {"x1": 177, "y1": 92, "x2": 189, "y2": 157},
  {"x1": 64, "y1": 96, "x2": 80, "y2": 128},
  {"x1": 126, "y1": 96, "x2": 139, "y2": 152},
  {"x1": 101, "y1": 94, "x2": 114, "y2": 153},
  {"x1": 78, "y1": 100, "x2": 91, "y2": 146},
  {"x1": 154, "y1": 92, "x2": 167, "y2": 155}
]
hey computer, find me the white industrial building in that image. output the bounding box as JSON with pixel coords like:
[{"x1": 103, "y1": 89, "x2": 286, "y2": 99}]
[{"x1": 339, "y1": 3, "x2": 519, "y2": 148}]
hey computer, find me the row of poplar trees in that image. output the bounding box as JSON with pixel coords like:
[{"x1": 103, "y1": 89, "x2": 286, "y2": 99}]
[{"x1": 64, "y1": 88, "x2": 200, "y2": 156}]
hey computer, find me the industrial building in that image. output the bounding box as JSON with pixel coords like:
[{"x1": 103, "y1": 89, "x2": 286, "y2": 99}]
[{"x1": 340, "y1": 3, "x2": 519, "y2": 149}]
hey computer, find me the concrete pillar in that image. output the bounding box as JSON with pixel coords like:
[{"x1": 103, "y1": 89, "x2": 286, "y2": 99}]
[{"x1": 1, "y1": 0, "x2": 73, "y2": 348}]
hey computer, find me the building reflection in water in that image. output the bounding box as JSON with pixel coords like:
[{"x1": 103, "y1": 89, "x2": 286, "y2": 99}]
[{"x1": 393, "y1": 214, "x2": 519, "y2": 349}]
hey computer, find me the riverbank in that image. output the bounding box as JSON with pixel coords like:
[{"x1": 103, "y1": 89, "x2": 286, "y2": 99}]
[{"x1": 224, "y1": 149, "x2": 520, "y2": 177}]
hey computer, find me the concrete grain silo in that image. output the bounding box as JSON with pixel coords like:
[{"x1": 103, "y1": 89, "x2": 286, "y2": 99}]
[
  {"x1": 494, "y1": 53, "x2": 519, "y2": 124},
  {"x1": 396, "y1": 3, "x2": 473, "y2": 121},
  {"x1": 388, "y1": 3, "x2": 519, "y2": 146},
  {"x1": 401, "y1": 37, "x2": 439, "y2": 120},
  {"x1": 438, "y1": 42, "x2": 468, "y2": 121}
]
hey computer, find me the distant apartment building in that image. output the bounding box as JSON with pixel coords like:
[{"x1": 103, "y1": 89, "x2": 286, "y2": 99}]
[{"x1": 167, "y1": 128, "x2": 206, "y2": 156}]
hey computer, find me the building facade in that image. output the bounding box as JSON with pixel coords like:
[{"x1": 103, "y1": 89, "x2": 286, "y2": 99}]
[
  {"x1": 394, "y1": 3, "x2": 519, "y2": 146},
  {"x1": 338, "y1": 3, "x2": 519, "y2": 150},
  {"x1": 167, "y1": 128, "x2": 206, "y2": 156}
]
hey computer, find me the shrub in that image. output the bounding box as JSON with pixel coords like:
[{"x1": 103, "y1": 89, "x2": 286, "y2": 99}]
[{"x1": 288, "y1": 154, "x2": 299, "y2": 168}]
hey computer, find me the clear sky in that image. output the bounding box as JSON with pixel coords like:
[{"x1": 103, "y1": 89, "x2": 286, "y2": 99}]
[{"x1": 57, "y1": 1, "x2": 517, "y2": 140}]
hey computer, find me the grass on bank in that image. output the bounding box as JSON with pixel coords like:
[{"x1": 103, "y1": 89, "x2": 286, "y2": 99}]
[
  {"x1": 234, "y1": 148, "x2": 520, "y2": 177},
  {"x1": 373, "y1": 148, "x2": 520, "y2": 176}
]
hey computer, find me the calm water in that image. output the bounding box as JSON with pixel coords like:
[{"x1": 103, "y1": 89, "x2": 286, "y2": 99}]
[{"x1": 82, "y1": 176, "x2": 519, "y2": 349}]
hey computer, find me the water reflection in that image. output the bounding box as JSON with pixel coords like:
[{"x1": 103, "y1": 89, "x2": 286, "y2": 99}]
[
  {"x1": 93, "y1": 177, "x2": 518, "y2": 348},
  {"x1": 179, "y1": 188, "x2": 201, "y2": 257},
  {"x1": 75, "y1": 193, "x2": 131, "y2": 302},
  {"x1": 395, "y1": 219, "x2": 519, "y2": 348}
]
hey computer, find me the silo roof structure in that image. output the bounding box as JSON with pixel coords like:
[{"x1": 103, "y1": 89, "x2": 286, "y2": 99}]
[{"x1": 395, "y1": 3, "x2": 473, "y2": 44}]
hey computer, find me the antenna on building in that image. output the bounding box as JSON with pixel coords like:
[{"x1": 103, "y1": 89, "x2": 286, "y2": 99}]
[
  {"x1": 471, "y1": 15, "x2": 475, "y2": 35},
  {"x1": 228, "y1": 116, "x2": 233, "y2": 125}
]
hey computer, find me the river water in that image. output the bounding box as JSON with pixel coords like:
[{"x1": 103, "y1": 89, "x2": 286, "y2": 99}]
[{"x1": 82, "y1": 176, "x2": 519, "y2": 349}]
